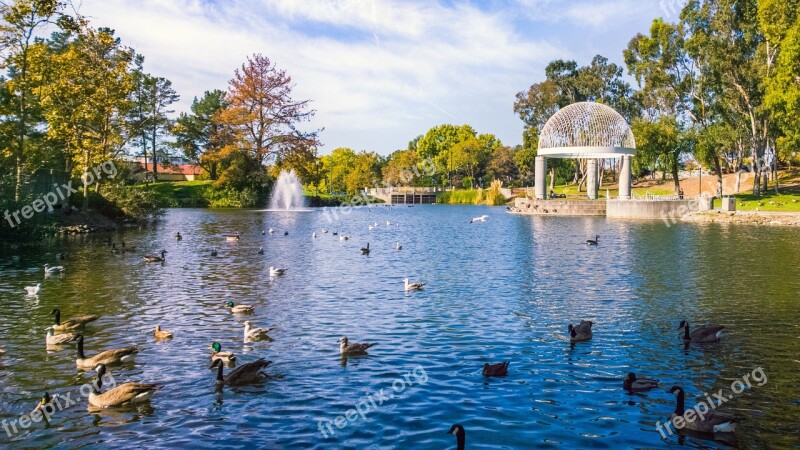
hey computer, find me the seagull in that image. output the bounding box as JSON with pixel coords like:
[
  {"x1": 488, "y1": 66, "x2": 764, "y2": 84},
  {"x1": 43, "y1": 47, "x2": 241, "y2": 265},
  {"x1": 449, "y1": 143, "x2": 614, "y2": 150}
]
[
  {"x1": 322, "y1": 228, "x2": 329, "y2": 234},
  {"x1": 340, "y1": 235, "x2": 349, "y2": 241},
  {"x1": 395, "y1": 242, "x2": 402, "y2": 250},
  {"x1": 312, "y1": 232, "x2": 317, "y2": 238},
  {"x1": 386, "y1": 221, "x2": 392, "y2": 225},
  {"x1": 269, "y1": 266, "x2": 287, "y2": 276},
  {"x1": 24, "y1": 283, "x2": 41, "y2": 296},
  {"x1": 469, "y1": 215, "x2": 488, "y2": 224},
  {"x1": 257, "y1": 246, "x2": 264, "y2": 255},
  {"x1": 43, "y1": 264, "x2": 64, "y2": 275},
  {"x1": 268, "y1": 228, "x2": 274, "y2": 234},
  {"x1": 338, "y1": 336, "x2": 376, "y2": 356},
  {"x1": 368, "y1": 225, "x2": 375, "y2": 230},
  {"x1": 244, "y1": 321, "x2": 273, "y2": 341},
  {"x1": 360, "y1": 243, "x2": 370, "y2": 255},
  {"x1": 404, "y1": 278, "x2": 425, "y2": 291}
]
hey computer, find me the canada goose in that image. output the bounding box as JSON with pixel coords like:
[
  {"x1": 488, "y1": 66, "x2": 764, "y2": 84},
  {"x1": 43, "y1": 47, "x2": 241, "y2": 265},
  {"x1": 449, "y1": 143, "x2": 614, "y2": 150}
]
[
  {"x1": 268, "y1": 228, "x2": 274, "y2": 234},
  {"x1": 43, "y1": 264, "x2": 64, "y2": 275},
  {"x1": 143, "y1": 250, "x2": 167, "y2": 262},
  {"x1": 668, "y1": 386, "x2": 740, "y2": 433},
  {"x1": 360, "y1": 243, "x2": 370, "y2": 255},
  {"x1": 50, "y1": 309, "x2": 99, "y2": 332},
  {"x1": 586, "y1": 235, "x2": 599, "y2": 245},
  {"x1": 225, "y1": 301, "x2": 255, "y2": 314},
  {"x1": 111, "y1": 243, "x2": 120, "y2": 254},
  {"x1": 257, "y1": 246, "x2": 264, "y2": 255},
  {"x1": 121, "y1": 241, "x2": 135, "y2": 252},
  {"x1": 623, "y1": 372, "x2": 659, "y2": 391},
  {"x1": 483, "y1": 361, "x2": 510, "y2": 377},
  {"x1": 244, "y1": 321, "x2": 273, "y2": 340},
  {"x1": 448, "y1": 424, "x2": 466, "y2": 450},
  {"x1": 154, "y1": 325, "x2": 173, "y2": 339},
  {"x1": 338, "y1": 336, "x2": 376, "y2": 356},
  {"x1": 46, "y1": 327, "x2": 78, "y2": 345},
  {"x1": 24, "y1": 283, "x2": 41, "y2": 295},
  {"x1": 469, "y1": 215, "x2": 488, "y2": 223},
  {"x1": 209, "y1": 342, "x2": 236, "y2": 363},
  {"x1": 395, "y1": 242, "x2": 402, "y2": 250},
  {"x1": 89, "y1": 363, "x2": 159, "y2": 408},
  {"x1": 269, "y1": 266, "x2": 287, "y2": 276},
  {"x1": 404, "y1": 278, "x2": 425, "y2": 291},
  {"x1": 31, "y1": 392, "x2": 54, "y2": 417},
  {"x1": 210, "y1": 358, "x2": 272, "y2": 386},
  {"x1": 211, "y1": 248, "x2": 218, "y2": 257},
  {"x1": 568, "y1": 320, "x2": 593, "y2": 342},
  {"x1": 678, "y1": 320, "x2": 724, "y2": 343},
  {"x1": 226, "y1": 232, "x2": 240, "y2": 241},
  {"x1": 75, "y1": 334, "x2": 138, "y2": 369},
  {"x1": 175, "y1": 232, "x2": 182, "y2": 241}
]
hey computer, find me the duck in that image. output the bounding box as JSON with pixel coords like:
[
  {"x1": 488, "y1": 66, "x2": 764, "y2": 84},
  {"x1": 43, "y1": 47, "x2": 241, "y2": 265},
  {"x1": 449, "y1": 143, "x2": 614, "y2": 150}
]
[
  {"x1": 586, "y1": 235, "x2": 599, "y2": 245},
  {"x1": 283, "y1": 231, "x2": 288, "y2": 236},
  {"x1": 668, "y1": 386, "x2": 740, "y2": 433},
  {"x1": 448, "y1": 424, "x2": 466, "y2": 450},
  {"x1": 678, "y1": 320, "x2": 724, "y2": 343},
  {"x1": 43, "y1": 264, "x2": 64, "y2": 275},
  {"x1": 395, "y1": 242, "x2": 402, "y2": 250},
  {"x1": 142, "y1": 250, "x2": 167, "y2": 262},
  {"x1": 209, "y1": 342, "x2": 236, "y2": 363},
  {"x1": 225, "y1": 300, "x2": 255, "y2": 314},
  {"x1": 153, "y1": 325, "x2": 173, "y2": 339},
  {"x1": 210, "y1": 358, "x2": 272, "y2": 386},
  {"x1": 75, "y1": 334, "x2": 139, "y2": 369},
  {"x1": 244, "y1": 321, "x2": 273, "y2": 340},
  {"x1": 568, "y1": 320, "x2": 593, "y2": 342},
  {"x1": 211, "y1": 248, "x2": 218, "y2": 257},
  {"x1": 262, "y1": 230, "x2": 266, "y2": 235},
  {"x1": 404, "y1": 278, "x2": 425, "y2": 291},
  {"x1": 226, "y1": 233, "x2": 240, "y2": 241},
  {"x1": 46, "y1": 327, "x2": 79, "y2": 345},
  {"x1": 469, "y1": 215, "x2": 488, "y2": 223},
  {"x1": 257, "y1": 246, "x2": 264, "y2": 255},
  {"x1": 623, "y1": 372, "x2": 659, "y2": 391},
  {"x1": 88, "y1": 363, "x2": 159, "y2": 407},
  {"x1": 360, "y1": 242, "x2": 370, "y2": 255},
  {"x1": 269, "y1": 266, "x2": 287, "y2": 277},
  {"x1": 175, "y1": 232, "x2": 182, "y2": 241},
  {"x1": 338, "y1": 336, "x2": 376, "y2": 356},
  {"x1": 31, "y1": 392, "x2": 54, "y2": 417},
  {"x1": 50, "y1": 309, "x2": 99, "y2": 332},
  {"x1": 24, "y1": 283, "x2": 41, "y2": 295},
  {"x1": 483, "y1": 361, "x2": 510, "y2": 377},
  {"x1": 268, "y1": 228, "x2": 274, "y2": 234},
  {"x1": 332, "y1": 231, "x2": 338, "y2": 236}
]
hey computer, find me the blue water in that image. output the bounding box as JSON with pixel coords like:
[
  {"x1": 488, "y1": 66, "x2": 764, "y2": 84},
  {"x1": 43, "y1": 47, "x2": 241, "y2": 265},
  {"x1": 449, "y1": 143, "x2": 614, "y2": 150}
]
[{"x1": 0, "y1": 205, "x2": 798, "y2": 449}]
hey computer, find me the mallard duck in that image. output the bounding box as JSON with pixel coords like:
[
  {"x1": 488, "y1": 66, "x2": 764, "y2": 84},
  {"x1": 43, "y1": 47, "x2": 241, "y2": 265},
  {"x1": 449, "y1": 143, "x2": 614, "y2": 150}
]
[
  {"x1": 143, "y1": 250, "x2": 167, "y2": 262},
  {"x1": 448, "y1": 424, "x2": 466, "y2": 450},
  {"x1": 360, "y1": 242, "x2": 370, "y2": 255},
  {"x1": 50, "y1": 309, "x2": 99, "y2": 332},
  {"x1": 678, "y1": 320, "x2": 724, "y2": 343},
  {"x1": 225, "y1": 300, "x2": 255, "y2": 314},
  {"x1": 210, "y1": 358, "x2": 271, "y2": 386},
  {"x1": 269, "y1": 266, "x2": 287, "y2": 277},
  {"x1": 226, "y1": 233, "x2": 240, "y2": 241},
  {"x1": 668, "y1": 386, "x2": 740, "y2": 433},
  {"x1": 587, "y1": 235, "x2": 599, "y2": 245},
  {"x1": 88, "y1": 364, "x2": 159, "y2": 407},
  {"x1": 395, "y1": 242, "x2": 402, "y2": 250},
  {"x1": 154, "y1": 325, "x2": 173, "y2": 339},
  {"x1": 623, "y1": 372, "x2": 659, "y2": 391},
  {"x1": 209, "y1": 342, "x2": 236, "y2": 363},
  {"x1": 404, "y1": 278, "x2": 425, "y2": 291},
  {"x1": 483, "y1": 361, "x2": 510, "y2": 377},
  {"x1": 75, "y1": 334, "x2": 139, "y2": 369},
  {"x1": 257, "y1": 246, "x2": 264, "y2": 255},
  {"x1": 568, "y1": 320, "x2": 593, "y2": 342},
  {"x1": 244, "y1": 321, "x2": 273, "y2": 340},
  {"x1": 31, "y1": 392, "x2": 54, "y2": 417},
  {"x1": 339, "y1": 336, "x2": 376, "y2": 356},
  {"x1": 24, "y1": 283, "x2": 41, "y2": 295},
  {"x1": 43, "y1": 264, "x2": 64, "y2": 275},
  {"x1": 46, "y1": 327, "x2": 78, "y2": 345}
]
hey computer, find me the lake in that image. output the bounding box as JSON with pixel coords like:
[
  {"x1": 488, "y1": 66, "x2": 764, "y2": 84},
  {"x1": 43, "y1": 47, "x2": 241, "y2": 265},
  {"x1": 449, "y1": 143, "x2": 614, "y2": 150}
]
[{"x1": 0, "y1": 206, "x2": 798, "y2": 449}]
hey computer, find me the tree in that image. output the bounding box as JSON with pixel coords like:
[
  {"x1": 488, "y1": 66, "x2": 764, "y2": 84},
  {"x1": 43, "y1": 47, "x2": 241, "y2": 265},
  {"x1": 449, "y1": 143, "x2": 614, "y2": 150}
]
[
  {"x1": 320, "y1": 147, "x2": 356, "y2": 194},
  {"x1": 344, "y1": 151, "x2": 381, "y2": 195},
  {"x1": 382, "y1": 149, "x2": 418, "y2": 186},
  {"x1": 486, "y1": 145, "x2": 519, "y2": 186},
  {"x1": 415, "y1": 124, "x2": 476, "y2": 185},
  {"x1": 173, "y1": 89, "x2": 227, "y2": 180},
  {"x1": 131, "y1": 71, "x2": 178, "y2": 180}
]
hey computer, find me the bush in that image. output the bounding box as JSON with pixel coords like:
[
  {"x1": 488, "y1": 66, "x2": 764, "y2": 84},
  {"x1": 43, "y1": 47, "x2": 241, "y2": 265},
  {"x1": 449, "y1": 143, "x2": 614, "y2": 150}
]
[{"x1": 462, "y1": 176, "x2": 473, "y2": 189}]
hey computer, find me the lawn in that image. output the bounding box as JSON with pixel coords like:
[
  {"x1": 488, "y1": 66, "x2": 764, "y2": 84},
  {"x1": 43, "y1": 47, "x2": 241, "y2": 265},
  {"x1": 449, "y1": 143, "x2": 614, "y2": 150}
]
[{"x1": 132, "y1": 180, "x2": 212, "y2": 207}]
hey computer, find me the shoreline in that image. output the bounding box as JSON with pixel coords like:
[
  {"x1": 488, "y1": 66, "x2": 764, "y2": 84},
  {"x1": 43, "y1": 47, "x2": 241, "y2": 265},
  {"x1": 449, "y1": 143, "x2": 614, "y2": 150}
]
[{"x1": 681, "y1": 210, "x2": 800, "y2": 227}]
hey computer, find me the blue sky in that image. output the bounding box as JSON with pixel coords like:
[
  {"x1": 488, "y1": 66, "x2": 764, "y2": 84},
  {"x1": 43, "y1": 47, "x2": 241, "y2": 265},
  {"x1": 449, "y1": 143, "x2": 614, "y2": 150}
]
[{"x1": 79, "y1": 0, "x2": 679, "y2": 155}]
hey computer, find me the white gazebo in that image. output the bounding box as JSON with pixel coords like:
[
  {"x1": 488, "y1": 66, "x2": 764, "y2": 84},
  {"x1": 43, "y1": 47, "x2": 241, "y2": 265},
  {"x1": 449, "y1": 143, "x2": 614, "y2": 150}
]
[{"x1": 535, "y1": 102, "x2": 636, "y2": 199}]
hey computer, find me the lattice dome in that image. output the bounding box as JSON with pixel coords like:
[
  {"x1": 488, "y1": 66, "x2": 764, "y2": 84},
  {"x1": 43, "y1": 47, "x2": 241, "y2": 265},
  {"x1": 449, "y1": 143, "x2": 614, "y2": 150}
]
[{"x1": 537, "y1": 102, "x2": 635, "y2": 158}]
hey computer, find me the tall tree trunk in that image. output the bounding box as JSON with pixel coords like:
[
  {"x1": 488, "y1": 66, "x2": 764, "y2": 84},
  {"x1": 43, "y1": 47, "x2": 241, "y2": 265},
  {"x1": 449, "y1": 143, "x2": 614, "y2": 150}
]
[
  {"x1": 671, "y1": 152, "x2": 680, "y2": 194},
  {"x1": 713, "y1": 155, "x2": 723, "y2": 198},
  {"x1": 82, "y1": 147, "x2": 90, "y2": 209},
  {"x1": 151, "y1": 124, "x2": 158, "y2": 180}
]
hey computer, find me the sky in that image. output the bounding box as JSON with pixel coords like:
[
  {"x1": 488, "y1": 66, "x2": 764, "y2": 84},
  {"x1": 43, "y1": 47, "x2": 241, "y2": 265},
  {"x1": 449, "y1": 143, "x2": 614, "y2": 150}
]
[{"x1": 77, "y1": 0, "x2": 680, "y2": 155}]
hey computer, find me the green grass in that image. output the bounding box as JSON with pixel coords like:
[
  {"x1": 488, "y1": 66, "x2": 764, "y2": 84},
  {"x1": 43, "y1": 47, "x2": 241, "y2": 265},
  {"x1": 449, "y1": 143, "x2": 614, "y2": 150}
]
[
  {"x1": 719, "y1": 193, "x2": 800, "y2": 212},
  {"x1": 132, "y1": 180, "x2": 212, "y2": 207},
  {"x1": 439, "y1": 189, "x2": 479, "y2": 204}
]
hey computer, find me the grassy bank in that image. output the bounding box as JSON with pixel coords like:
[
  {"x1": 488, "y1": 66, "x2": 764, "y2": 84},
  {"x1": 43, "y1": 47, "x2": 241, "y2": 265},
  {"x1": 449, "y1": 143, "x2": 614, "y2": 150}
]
[
  {"x1": 132, "y1": 180, "x2": 212, "y2": 207},
  {"x1": 438, "y1": 189, "x2": 507, "y2": 205}
]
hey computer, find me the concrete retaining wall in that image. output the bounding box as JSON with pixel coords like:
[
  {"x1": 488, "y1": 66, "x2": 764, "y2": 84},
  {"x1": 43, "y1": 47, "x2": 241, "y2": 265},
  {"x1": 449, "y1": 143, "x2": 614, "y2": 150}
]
[
  {"x1": 606, "y1": 199, "x2": 705, "y2": 219},
  {"x1": 512, "y1": 198, "x2": 606, "y2": 216}
]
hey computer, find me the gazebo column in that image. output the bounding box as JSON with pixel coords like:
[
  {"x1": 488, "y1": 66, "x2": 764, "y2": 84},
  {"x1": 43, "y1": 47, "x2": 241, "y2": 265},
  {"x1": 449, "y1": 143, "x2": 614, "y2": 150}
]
[
  {"x1": 534, "y1": 156, "x2": 546, "y2": 199},
  {"x1": 619, "y1": 155, "x2": 632, "y2": 199},
  {"x1": 587, "y1": 159, "x2": 598, "y2": 199}
]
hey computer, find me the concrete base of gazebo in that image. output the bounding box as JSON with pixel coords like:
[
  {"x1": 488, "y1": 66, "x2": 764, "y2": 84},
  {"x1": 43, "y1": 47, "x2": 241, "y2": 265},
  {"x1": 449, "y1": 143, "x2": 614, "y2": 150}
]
[{"x1": 533, "y1": 154, "x2": 632, "y2": 200}]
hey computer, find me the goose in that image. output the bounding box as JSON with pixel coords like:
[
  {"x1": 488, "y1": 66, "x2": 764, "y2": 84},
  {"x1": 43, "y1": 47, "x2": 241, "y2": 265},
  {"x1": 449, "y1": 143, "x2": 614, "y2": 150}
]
[
  {"x1": 448, "y1": 424, "x2": 466, "y2": 450},
  {"x1": 46, "y1": 327, "x2": 79, "y2": 345},
  {"x1": 142, "y1": 250, "x2": 167, "y2": 262},
  {"x1": 244, "y1": 321, "x2": 273, "y2": 340},
  {"x1": 24, "y1": 283, "x2": 41, "y2": 295},
  {"x1": 268, "y1": 228, "x2": 274, "y2": 234},
  {"x1": 88, "y1": 364, "x2": 159, "y2": 408},
  {"x1": 209, "y1": 342, "x2": 236, "y2": 363},
  {"x1": 360, "y1": 242, "x2": 370, "y2": 255},
  {"x1": 586, "y1": 235, "x2": 599, "y2": 245},
  {"x1": 483, "y1": 361, "x2": 510, "y2": 377},
  {"x1": 678, "y1": 320, "x2": 724, "y2": 343},
  {"x1": 225, "y1": 300, "x2": 255, "y2": 314},
  {"x1": 210, "y1": 358, "x2": 272, "y2": 386},
  {"x1": 175, "y1": 232, "x2": 182, "y2": 241},
  {"x1": 153, "y1": 325, "x2": 173, "y2": 339},
  {"x1": 211, "y1": 248, "x2": 218, "y2": 257},
  {"x1": 469, "y1": 215, "x2": 488, "y2": 223},
  {"x1": 623, "y1": 372, "x2": 659, "y2": 391},
  {"x1": 269, "y1": 266, "x2": 287, "y2": 277},
  {"x1": 339, "y1": 235, "x2": 348, "y2": 241},
  {"x1": 121, "y1": 241, "x2": 136, "y2": 252},
  {"x1": 31, "y1": 392, "x2": 54, "y2": 417},
  {"x1": 395, "y1": 242, "x2": 402, "y2": 250},
  {"x1": 668, "y1": 386, "x2": 740, "y2": 433},
  {"x1": 226, "y1": 233, "x2": 240, "y2": 241},
  {"x1": 111, "y1": 243, "x2": 120, "y2": 254},
  {"x1": 0, "y1": 348, "x2": 5, "y2": 356},
  {"x1": 404, "y1": 278, "x2": 425, "y2": 291},
  {"x1": 568, "y1": 320, "x2": 593, "y2": 342},
  {"x1": 338, "y1": 336, "x2": 376, "y2": 356},
  {"x1": 43, "y1": 264, "x2": 64, "y2": 275},
  {"x1": 257, "y1": 246, "x2": 264, "y2": 255},
  {"x1": 50, "y1": 309, "x2": 99, "y2": 332},
  {"x1": 75, "y1": 335, "x2": 138, "y2": 369}
]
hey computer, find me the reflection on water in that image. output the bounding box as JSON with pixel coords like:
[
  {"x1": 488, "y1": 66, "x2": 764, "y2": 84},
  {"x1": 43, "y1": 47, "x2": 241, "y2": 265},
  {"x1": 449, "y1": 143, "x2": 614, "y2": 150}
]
[{"x1": 1, "y1": 206, "x2": 799, "y2": 449}]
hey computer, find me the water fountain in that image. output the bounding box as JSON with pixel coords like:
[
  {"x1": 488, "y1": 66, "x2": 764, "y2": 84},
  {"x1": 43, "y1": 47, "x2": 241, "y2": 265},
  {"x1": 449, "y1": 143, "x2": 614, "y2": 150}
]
[{"x1": 269, "y1": 169, "x2": 306, "y2": 210}]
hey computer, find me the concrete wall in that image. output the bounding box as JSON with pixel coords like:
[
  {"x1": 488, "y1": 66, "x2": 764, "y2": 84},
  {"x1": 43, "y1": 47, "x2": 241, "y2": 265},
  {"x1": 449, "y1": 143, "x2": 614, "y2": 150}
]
[
  {"x1": 606, "y1": 199, "x2": 703, "y2": 219},
  {"x1": 512, "y1": 198, "x2": 606, "y2": 216}
]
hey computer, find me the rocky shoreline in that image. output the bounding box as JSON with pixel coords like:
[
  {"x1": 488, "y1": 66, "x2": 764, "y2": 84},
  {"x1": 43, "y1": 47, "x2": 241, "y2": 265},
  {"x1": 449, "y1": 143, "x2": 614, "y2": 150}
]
[{"x1": 682, "y1": 210, "x2": 800, "y2": 227}]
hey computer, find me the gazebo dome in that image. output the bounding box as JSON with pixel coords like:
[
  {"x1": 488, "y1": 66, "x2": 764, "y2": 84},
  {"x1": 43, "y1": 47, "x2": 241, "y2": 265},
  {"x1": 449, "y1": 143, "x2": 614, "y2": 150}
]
[{"x1": 537, "y1": 102, "x2": 636, "y2": 158}]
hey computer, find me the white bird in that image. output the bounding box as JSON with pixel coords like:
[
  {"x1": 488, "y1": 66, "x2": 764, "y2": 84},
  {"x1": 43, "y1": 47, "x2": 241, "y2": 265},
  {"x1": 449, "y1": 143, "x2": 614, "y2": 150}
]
[
  {"x1": 43, "y1": 264, "x2": 64, "y2": 275},
  {"x1": 404, "y1": 278, "x2": 425, "y2": 291},
  {"x1": 244, "y1": 321, "x2": 274, "y2": 341},
  {"x1": 395, "y1": 242, "x2": 402, "y2": 250},
  {"x1": 368, "y1": 225, "x2": 375, "y2": 230},
  {"x1": 312, "y1": 232, "x2": 317, "y2": 238},
  {"x1": 268, "y1": 228, "x2": 274, "y2": 234},
  {"x1": 269, "y1": 266, "x2": 287, "y2": 277},
  {"x1": 373, "y1": 222, "x2": 378, "y2": 227},
  {"x1": 386, "y1": 221, "x2": 392, "y2": 225},
  {"x1": 46, "y1": 327, "x2": 78, "y2": 345},
  {"x1": 24, "y1": 283, "x2": 41, "y2": 295},
  {"x1": 340, "y1": 235, "x2": 349, "y2": 241},
  {"x1": 469, "y1": 215, "x2": 489, "y2": 224},
  {"x1": 322, "y1": 228, "x2": 329, "y2": 234}
]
